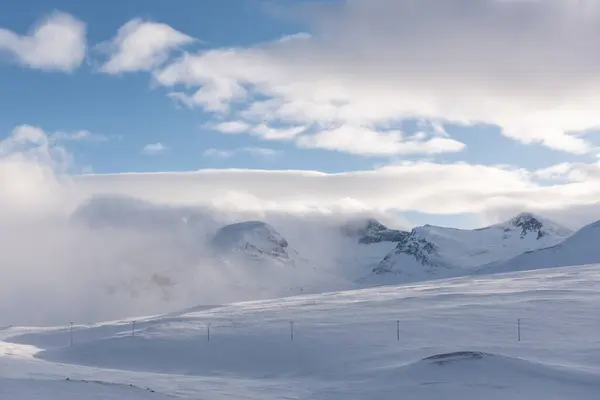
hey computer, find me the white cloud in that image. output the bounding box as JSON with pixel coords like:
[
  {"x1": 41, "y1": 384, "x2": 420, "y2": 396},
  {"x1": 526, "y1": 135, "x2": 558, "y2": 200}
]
[
  {"x1": 251, "y1": 124, "x2": 306, "y2": 141},
  {"x1": 296, "y1": 125, "x2": 465, "y2": 156},
  {"x1": 203, "y1": 147, "x2": 281, "y2": 158},
  {"x1": 98, "y1": 19, "x2": 194, "y2": 74},
  {"x1": 0, "y1": 12, "x2": 86, "y2": 71},
  {"x1": 210, "y1": 121, "x2": 305, "y2": 141},
  {"x1": 0, "y1": 125, "x2": 73, "y2": 217},
  {"x1": 211, "y1": 121, "x2": 252, "y2": 134},
  {"x1": 153, "y1": 0, "x2": 600, "y2": 154},
  {"x1": 73, "y1": 163, "x2": 522, "y2": 215},
  {"x1": 142, "y1": 142, "x2": 167, "y2": 155}
]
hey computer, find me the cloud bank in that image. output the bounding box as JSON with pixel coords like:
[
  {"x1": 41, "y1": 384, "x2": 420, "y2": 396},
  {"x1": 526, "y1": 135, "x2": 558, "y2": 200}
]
[{"x1": 3, "y1": 122, "x2": 600, "y2": 326}]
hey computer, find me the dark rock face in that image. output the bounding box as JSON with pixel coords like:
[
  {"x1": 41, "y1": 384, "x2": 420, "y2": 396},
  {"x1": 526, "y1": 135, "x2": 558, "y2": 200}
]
[
  {"x1": 510, "y1": 213, "x2": 545, "y2": 240},
  {"x1": 359, "y1": 227, "x2": 410, "y2": 244},
  {"x1": 342, "y1": 218, "x2": 409, "y2": 244},
  {"x1": 372, "y1": 231, "x2": 441, "y2": 274}
]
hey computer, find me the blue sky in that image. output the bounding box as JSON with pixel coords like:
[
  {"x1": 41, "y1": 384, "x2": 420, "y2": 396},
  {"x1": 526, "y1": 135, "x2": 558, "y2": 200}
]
[
  {"x1": 0, "y1": 0, "x2": 316, "y2": 173},
  {"x1": 2, "y1": 0, "x2": 600, "y2": 229}
]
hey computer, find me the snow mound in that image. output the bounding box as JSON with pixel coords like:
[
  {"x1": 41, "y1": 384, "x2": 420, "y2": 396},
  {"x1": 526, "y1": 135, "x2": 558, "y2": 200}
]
[
  {"x1": 384, "y1": 349, "x2": 600, "y2": 399},
  {"x1": 421, "y1": 350, "x2": 489, "y2": 364}
]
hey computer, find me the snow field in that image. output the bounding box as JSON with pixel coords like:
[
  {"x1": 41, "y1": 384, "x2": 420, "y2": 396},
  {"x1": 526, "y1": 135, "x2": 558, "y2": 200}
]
[{"x1": 2, "y1": 265, "x2": 600, "y2": 398}]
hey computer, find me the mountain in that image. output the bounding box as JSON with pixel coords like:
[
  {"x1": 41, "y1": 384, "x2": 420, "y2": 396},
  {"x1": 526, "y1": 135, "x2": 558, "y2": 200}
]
[
  {"x1": 211, "y1": 220, "x2": 354, "y2": 296},
  {"x1": 479, "y1": 219, "x2": 600, "y2": 275},
  {"x1": 325, "y1": 218, "x2": 411, "y2": 279},
  {"x1": 212, "y1": 221, "x2": 299, "y2": 264},
  {"x1": 366, "y1": 213, "x2": 572, "y2": 283},
  {"x1": 340, "y1": 218, "x2": 410, "y2": 244}
]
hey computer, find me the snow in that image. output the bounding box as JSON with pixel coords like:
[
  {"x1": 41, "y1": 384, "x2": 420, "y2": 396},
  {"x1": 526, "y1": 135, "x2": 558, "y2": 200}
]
[
  {"x1": 368, "y1": 213, "x2": 572, "y2": 282},
  {"x1": 480, "y1": 220, "x2": 600, "y2": 274},
  {"x1": 212, "y1": 221, "x2": 291, "y2": 259},
  {"x1": 2, "y1": 264, "x2": 600, "y2": 399}
]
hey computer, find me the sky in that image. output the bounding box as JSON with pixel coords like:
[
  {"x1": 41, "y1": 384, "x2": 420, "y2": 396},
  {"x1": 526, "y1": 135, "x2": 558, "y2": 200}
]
[{"x1": 3, "y1": 0, "x2": 600, "y2": 230}]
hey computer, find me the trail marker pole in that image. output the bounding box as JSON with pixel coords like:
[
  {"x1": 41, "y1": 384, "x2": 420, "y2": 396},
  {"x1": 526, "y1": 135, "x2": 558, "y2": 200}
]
[
  {"x1": 207, "y1": 323, "x2": 210, "y2": 342},
  {"x1": 132, "y1": 321, "x2": 135, "y2": 337},
  {"x1": 518, "y1": 319, "x2": 521, "y2": 342},
  {"x1": 396, "y1": 320, "x2": 400, "y2": 341},
  {"x1": 69, "y1": 322, "x2": 73, "y2": 346},
  {"x1": 290, "y1": 321, "x2": 294, "y2": 342}
]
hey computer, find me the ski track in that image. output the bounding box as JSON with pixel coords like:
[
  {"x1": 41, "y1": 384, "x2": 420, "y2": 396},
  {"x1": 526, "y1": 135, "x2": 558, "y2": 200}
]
[{"x1": 2, "y1": 264, "x2": 600, "y2": 399}]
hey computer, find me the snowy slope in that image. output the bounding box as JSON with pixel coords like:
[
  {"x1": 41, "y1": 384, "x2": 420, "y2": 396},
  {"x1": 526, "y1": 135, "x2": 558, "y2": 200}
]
[
  {"x1": 479, "y1": 219, "x2": 600, "y2": 275},
  {"x1": 210, "y1": 221, "x2": 354, "y2": 297},
  {"x1": 367, "y1": 213, "x2": 572, "y2": 282},
  {"x1": 331, "y1": 218, "x2": 410, "y2": 279},
  {"x1": 2, "y1": 264, "x2": 600, "y2": 399}
]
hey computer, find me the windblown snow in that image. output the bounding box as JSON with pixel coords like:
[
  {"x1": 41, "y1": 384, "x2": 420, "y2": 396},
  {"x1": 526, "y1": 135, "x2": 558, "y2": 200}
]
[{"x1": 2, "y1": 265, "x2": 600, "y2": 399}]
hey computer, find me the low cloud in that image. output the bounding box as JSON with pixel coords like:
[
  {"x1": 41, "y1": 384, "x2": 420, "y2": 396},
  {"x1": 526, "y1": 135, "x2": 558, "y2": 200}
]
[{"x1": 0, "y1": 11, "x2": 86, "y2": 72}]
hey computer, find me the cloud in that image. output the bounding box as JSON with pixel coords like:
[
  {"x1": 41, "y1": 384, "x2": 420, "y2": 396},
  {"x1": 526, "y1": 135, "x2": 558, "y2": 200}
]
[
  {"x1": 0, "y1": 125, "x2": 75, "y2": 219},
  {"x1": 209, "y1": 120, "x2": 463, "y2": 156},
  {"x1": 0, "y1": 11, "x2": 86, "y2": 71},
  {"x1": 296, "y1": 125, "x2": 465, "y2": 156},
  {"x1": 73, "y1": 163, "x2": 525, "y2": 215},
  {"x1": 98, "y1": 19, "x2": 194, "y2": 74},
  {"x1": 203, "y1": 147, "x2": 281, "y2": 158},
  {"x1": 7, "y1": 123, "x2": 600, "y2": 325},
  {"x1": 251, "y1": 124, "x2": 306, "y2": 141},
  {"x1": 142, "y1": 142, "x2": 167, "y2": 155},
  {"x1": 153, "y1": 0, "x2": 600, "y2": 154},
  {"x1": 211, "y1": 121, "x2": 252, "y2": 134}
]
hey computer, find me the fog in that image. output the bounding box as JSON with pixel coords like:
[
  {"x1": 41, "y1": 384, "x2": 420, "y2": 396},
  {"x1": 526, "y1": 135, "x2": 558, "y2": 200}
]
[
  {"x1": 0, "y1": 194, "x2": 404, "y2": 326},
  {"x1": 0, "y1": 127, "x2": 412, "y2": 326}
]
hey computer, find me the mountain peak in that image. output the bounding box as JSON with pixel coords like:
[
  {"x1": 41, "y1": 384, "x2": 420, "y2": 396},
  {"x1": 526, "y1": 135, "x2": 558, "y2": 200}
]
[
  {"x1": 212, "y1": 221, "x2": 289, "y2": 258},
  {"x1": 493, "y1": 212, "x2": 572, "y2": 241},
  {"x1": 341, "y1": 218, "x2": 408, "y2": 244},
  {"x1": 508, "y1": 213, "x2": 544, "y2": 238},
  {"x1": 509, "y1": 212, "x2": 541, "y2": 226}
]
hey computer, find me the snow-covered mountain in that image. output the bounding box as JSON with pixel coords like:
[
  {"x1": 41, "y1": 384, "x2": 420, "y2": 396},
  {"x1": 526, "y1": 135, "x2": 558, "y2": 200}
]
[
  {"x1": 479, "y1": 219, "x2": 600, "y2": 275},
  {"x1": 210, "y1": 220, "x2": 354, "y2": 296},
  {"x1": 327, "y1": 218, "x2": 410, "y2": 279},
  {"x1": 211, "y1": 221, "x2": 302, "y2": 266},
  {"x1": 341, "y1": 218, "x2": 409, "y2": 245},
  {"x1": 67, "y1": 196, "x2": 580, "y2": 309},
  {"x1": 366, "y1": 213, "x2": 572, "y2": 283}
]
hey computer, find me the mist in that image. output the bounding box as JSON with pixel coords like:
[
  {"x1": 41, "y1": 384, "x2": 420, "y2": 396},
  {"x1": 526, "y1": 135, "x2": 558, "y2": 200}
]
[{"x1": 0, "y1": 128, "x2": 408, "y2": 326}]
